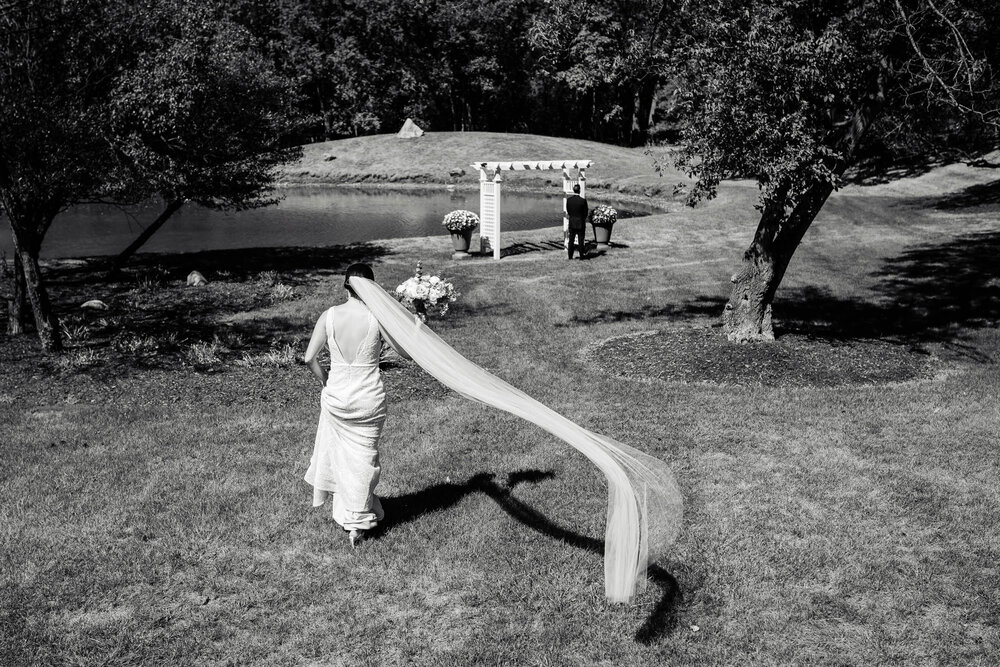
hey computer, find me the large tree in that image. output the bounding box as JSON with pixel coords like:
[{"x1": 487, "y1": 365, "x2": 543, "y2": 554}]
[
  {"x1": 107, "y1": 0, "x2": 303, "y2": 274},
  {"x1": 673, "y1": 0, "x2": 999, "y2": 341},
  {"x1": 1, "y1": 0, "x2": 303, "y2": 350},
  {"x1": 0, "y1": 0, "x2": 135, "y2": 352}
]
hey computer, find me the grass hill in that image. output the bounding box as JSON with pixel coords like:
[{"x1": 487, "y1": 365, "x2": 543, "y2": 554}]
[{"x1": 281, "y1": 131, "x2": 685, "y2": 198}]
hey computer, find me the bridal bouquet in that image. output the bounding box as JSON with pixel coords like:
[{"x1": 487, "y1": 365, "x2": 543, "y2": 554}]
[
  {"x1": 442, "y1": 209, "x2": 480, "y2": 232},
  {"x1": 588, "y1": 205, "x2": 618, "y2": 226},
  {"x1": 395, "y1": 262, "x2": 459, "y2": 320}
]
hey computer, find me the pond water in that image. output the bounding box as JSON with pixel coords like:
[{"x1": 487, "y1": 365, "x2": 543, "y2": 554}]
[{"x1": 2, "y1": 186, "x2": 664, "y2": 260}]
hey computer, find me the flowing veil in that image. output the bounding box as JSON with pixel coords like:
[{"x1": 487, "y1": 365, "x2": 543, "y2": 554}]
[{"x1": 350, "y1": 276, "x2": 683, "y2": 603}]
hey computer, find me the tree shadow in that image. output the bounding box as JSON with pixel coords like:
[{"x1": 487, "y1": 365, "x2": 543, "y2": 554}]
[
  {"x1": 929, "y1": 179, "x2": 1000, "y2": 210},
  {"x1": 374, "y1": 469, "x2": 682, "y2": 644},
  {"x1": 564, "y1": 296, "x2": 726, "y2": 326},
  {"x1": 44, "y1": 242, "x2": 392, "y2": 286},
  {"x1": 845, "y1": 153, "x2": 945, "y2": 186},
  {"x1": 772, "y1": 229, "x2": 1000, "y2": 354},
  {"x1": 566, "y1": 228, "x2": 1000, "y2": 357}
]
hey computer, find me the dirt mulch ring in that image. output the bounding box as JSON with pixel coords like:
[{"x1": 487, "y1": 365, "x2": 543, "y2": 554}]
[{"x1": 591, "y1": 327, "x2": 941, "y2": 388}]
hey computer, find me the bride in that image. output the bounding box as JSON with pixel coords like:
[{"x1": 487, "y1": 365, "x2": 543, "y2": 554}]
[
  {"x1": 303, "y1": 263, "x2": 408, "y2": 547},
  {"x1": 304, "y1": 263, "x2": 682, "y2": 601}
]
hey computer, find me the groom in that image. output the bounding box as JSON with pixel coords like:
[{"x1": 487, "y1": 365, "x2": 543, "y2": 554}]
[{"x1": 565, "y1": 183, "x2": 589, "y2": 260}]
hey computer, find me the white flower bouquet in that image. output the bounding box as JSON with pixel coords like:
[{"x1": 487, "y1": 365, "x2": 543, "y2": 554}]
[
  {"x1": 442, "y1": 209, "x2": 480, "y2": 232},
  {"x1": 588, "y1": 205, "x2": 618, "y2": 226},
  {"x1": 395, "y1": 262, "x2": 459, "y2": 321}
]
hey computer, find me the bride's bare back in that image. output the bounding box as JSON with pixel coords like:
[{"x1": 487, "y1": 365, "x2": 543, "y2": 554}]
[{"x1": 329, "y1": 299, "x2": 374, "y2": 364}]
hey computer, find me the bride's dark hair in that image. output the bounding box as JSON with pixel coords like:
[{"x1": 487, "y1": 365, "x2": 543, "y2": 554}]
[{"x1": 344, "y1": 263, "x2": 375, "y2": 298}]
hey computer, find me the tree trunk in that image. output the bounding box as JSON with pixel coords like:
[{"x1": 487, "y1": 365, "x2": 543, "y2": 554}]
[
  {"x1": 722, "y1": 93, "x2": 884, "y2": 342},
  {"x1": 6, "y1": 252, "x2": 27, "y2": 335},
  {"x1": 107, "y1": 198, "x2": 184, "y2": 276},
  {"x1": 723, "y1": 179, "x2": 835, "y2": 341},
  {"x1": 9, "y1": 224, "x2": 62, "y2": 352}
]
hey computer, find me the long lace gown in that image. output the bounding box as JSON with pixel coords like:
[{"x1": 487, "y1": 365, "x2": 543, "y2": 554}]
[{"x1": 304, "y1": 305, "x2": 386, "y2": 530}]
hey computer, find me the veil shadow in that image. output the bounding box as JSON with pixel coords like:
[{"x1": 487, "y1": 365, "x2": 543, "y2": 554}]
[{"x1": 373, "y1": 469, "x2": 682, "y2": 643}]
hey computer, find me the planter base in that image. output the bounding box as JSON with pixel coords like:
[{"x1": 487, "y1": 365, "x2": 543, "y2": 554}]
[
  {"x1": 450, "y1": 230, "x2": 474, "y2": 253},
  {"x1": 451, "y1": 251, "x2": 472, "y2": 260},
  {"x1": 592, "y1": 223, "x2": 613, "y2": 246}
]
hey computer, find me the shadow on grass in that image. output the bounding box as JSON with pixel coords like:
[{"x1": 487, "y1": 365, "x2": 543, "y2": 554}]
[
  {"x1": 46, "y1": 243, "x2": 392, "y2": 286},
  {"x1": 565, "y1": 296, "x2": 727, "y2": 326},
  {"x1": 18, "y1": 243, "x2": 395, "y2": 369},
  {"x1": 500, "y1": 239, "x2": 629, "y2": 259},
  {"x1": 930, "y1": 179, "x2": 1000, "y2": 210},
  {"x1": 376, "y1": 470, "x2": 681, "y2": 644},
  {"x1": 567, "y1": 229, "x2": 1000, "y2": 356},
  {"x1": 501, "y1": 239, "x2": 569, "y2": 258},
  {"x1": 775, "y1": 229, "x2": 1000, "y2": 353}
]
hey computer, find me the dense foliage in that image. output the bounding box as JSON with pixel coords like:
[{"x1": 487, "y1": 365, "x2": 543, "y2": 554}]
[
  {"x1": 673, "y1": 0, "x2": 1000, "y2": 207},
  {"x1": 225, "y1": 0, "x2": 680, "y2": 146},
  {"x1": 666, "y1": 0, "x2": 999, "y2": 341},
  {"x1": 0, "y1": 0, "x2": 303, "y2": 351}
]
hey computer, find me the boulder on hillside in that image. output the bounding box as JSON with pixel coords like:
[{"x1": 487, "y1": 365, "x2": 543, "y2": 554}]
[
  {"x1": 396, "y1": 118, "x2": 424, "y2": 138},
  {"x1": 186, "y1": 271, "x2": 208, "y2": 286},
  {"x1": 80, "y1": 299, "x2": 108, "y2": 310}
]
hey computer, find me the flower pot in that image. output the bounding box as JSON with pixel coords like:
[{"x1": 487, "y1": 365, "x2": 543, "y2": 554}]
[
  {"x1": 450, "y1": 229, "x2": 473, "y2": 253},
  {"x1": 592, "y1": 223, "x2": 614, "y2": 246}
]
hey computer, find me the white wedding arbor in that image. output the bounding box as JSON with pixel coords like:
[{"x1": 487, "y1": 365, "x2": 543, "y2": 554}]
[{"x1": 470, "y1": 160, "x2": 592, "y2": 259}]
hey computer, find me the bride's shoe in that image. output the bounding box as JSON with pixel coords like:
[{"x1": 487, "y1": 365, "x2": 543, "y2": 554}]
[{"x1": 348, "y1": 529, "x2": 363, "y2": 548}]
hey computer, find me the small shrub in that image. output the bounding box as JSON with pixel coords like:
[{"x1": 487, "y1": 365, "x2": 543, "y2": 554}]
[
  {"x1": 95, "y1": 316, "x2": 124, "y2": 329},
  {"x1": 217, "y1": 330, "x2": 246, "y2": 349},
  {"x1": 235, "y1": 342, "x2": 299, "y2": 368},
  {"x1": 257, "y1": 271, "x2": 279, "y2": 287},
  {"x1": 113, "y1": 334, "x2": 159, "y2": 356},
  {"x1": 186, "y1": 340, "x2": 223, "y2": 366},
  {"x1": 61, "y1": 322, "x2": 92, "y2": 345},
  {"x1": 53, "y1": 349, "x2": 103, "y2": 372},
  {"x1": 271, "y1": 283, "x2": 295, "y2": 301}
]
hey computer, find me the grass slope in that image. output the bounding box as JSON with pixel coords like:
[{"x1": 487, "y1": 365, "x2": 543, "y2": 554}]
[
  {"x1": 282, "y1": 131, "x2": 683, "y2": 198},
  {"x1": 2, "y1": 140, "x2": 1000, "y2": 665}
]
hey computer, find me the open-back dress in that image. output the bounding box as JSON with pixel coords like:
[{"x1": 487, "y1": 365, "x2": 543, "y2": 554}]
[{"x1": 304, "y1": 305, "x2": 386, "y2": 530}]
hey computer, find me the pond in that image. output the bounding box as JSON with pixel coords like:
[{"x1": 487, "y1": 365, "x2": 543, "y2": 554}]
[{"x1": 1, "y1": 187, "x2": 664, "y2": 260}]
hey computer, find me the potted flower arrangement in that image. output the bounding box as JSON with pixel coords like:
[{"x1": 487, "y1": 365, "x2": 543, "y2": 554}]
[
  {"x1": 588, "y1": 205, "x2": 618, "y2": 246},
  {"x1": 442, "y1": 209, "x2": 480, "y2": 255},
  {"x1": 395, "y1": 262, "x2": 459, "y2": 322}
]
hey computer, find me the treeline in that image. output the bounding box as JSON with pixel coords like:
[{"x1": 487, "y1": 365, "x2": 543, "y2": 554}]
[{"x1": 226, "y1": 0, "x2": 678, "y2": 146}]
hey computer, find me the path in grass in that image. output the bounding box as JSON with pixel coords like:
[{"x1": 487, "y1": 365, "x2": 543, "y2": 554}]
[{"x1": 2, "y1": 145, "x2": 999, "y2": 665}]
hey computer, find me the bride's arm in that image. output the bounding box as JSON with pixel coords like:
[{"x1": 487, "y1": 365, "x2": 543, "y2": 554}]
[{"x1": 304, "y1": 314, "x2": 329, "y2": 386}]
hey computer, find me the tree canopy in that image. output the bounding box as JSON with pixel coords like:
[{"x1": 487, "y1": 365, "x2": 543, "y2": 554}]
[
  {"x1": 669, "y1": 0, "x2": 999, "y2": 340},
  {"x1": 0, "y1": 0, "x2": 303, "y2": 351}
]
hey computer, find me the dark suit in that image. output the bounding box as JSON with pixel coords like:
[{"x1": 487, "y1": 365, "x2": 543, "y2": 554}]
[{"x1": 565, "y1": 194, "x2": 589, "y2": 259}]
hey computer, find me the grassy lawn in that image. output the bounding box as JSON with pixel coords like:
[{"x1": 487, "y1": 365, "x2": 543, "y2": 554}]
[
  {"x1": 2, "y1": 135, "x2": 1000, "y2": 665},
  {"x1": 282, "y1": 131, "x2": 682, "y2": 198}
]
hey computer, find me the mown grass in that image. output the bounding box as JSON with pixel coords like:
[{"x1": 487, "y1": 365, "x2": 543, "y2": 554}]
[
  {"x1": 282, "y1": 131, "x2": 684, "y2": 199},
  {"x1": 2, "y1": 159, "x2": 1000, "y2": 665}
]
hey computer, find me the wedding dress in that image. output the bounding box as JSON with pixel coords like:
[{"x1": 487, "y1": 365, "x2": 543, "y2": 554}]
[
  {"x1": 349, "y1": 276, "x2": 683, "y2": 603},
  {"x1": 304, "y1": 305, "x2": 386, "y2": 531}
]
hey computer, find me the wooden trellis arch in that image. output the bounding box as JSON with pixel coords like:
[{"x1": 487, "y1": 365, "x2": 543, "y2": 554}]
[{"x1": 470, "y1": 160, "x2": 592, "y2": 259}]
